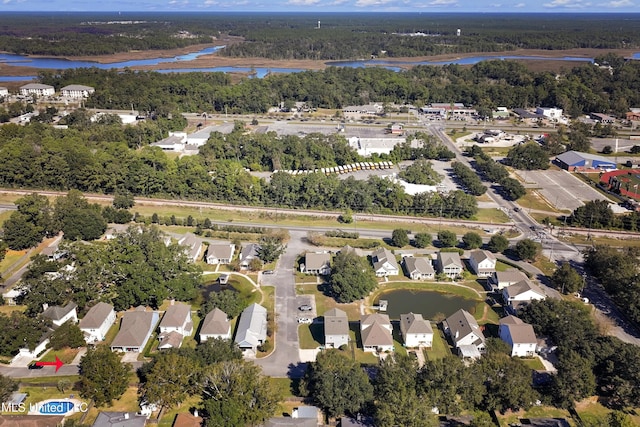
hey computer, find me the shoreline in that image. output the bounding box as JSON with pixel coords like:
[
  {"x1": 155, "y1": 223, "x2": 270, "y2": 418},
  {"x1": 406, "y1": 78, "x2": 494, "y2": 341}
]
[{"x1": 0, "y1": 46, "x2": 637, "y2": 78}]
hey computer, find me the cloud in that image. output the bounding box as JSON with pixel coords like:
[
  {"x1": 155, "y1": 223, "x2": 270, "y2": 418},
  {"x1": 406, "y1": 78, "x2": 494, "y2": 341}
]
[
  {"x1": 355, "y1": 0, "x2": 395, "y2": 5},
  {"x1": 543, "y1": 0, "x2": 591, "y2": 8},
  {"x1": 514, "y1": 2, "x2": 526, "y2": 6},
  {"x1": 429, "y1": 0, "x2": 457, "y2": 4},
  {"x1": 287, "y1": 0, "x2": 321, "y2": 4},
  {"x1": 606, "y1": 0, "x2": 633, "y2": 6}
]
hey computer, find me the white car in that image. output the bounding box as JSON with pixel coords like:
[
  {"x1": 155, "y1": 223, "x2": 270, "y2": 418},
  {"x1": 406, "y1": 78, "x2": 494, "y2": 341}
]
[{"x1": 297, "y1": 317, "x2": 313, "y2": 324}]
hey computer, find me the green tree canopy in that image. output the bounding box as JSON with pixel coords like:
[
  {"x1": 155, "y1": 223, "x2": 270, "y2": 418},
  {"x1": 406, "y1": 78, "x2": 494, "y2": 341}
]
[
  {"x1": 49, "y1": 320, "x2": 85, "y2": 350},
  {"x1": 505, "y1": 142, "x2": 550, "y2": 170},
  {"x1": 462, "y1": 232, "x2": 482, "y2": 249},
  {"x1": 551, "y1": 262, "x2": 584, "y2": 294},
  {"x1": 398, "y1": 160, "x2": 442, "y2": 185},
  {"x1": 140, "y1": 352, "x2": 201, "y2": 409},
  {"x1": 79, "y1": 346, "x2": 131, "y2": 407},
  {"x1": 328, "y1": 251, "x2": 378, "y2": 303},
  {"x1": 437, "y1": 230, "x2": 458, "y2": 248},
  {"x1": 487, "y1": 234, "x2": 509, "y2": 253},
  {"x1": 514, "y1": 238, "x2": 541, "y2": 261},
  {"x1": 391, "y1": 228, "x2": 410, "y2": 247}
]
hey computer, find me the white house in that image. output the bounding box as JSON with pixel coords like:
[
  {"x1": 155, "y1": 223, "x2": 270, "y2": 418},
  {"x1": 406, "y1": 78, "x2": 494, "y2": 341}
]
[
  {"x1": 111, "y1": 307, "x2": 159, "y2": 353},
  {"x1": 178, "y1": 233, "x2": 203, "y2": 263},
  {"x1": 0, "y1": 87, "x2": 8, "y2": 97},
  {"x1": 443, "y1": 309, "x2": 485, "y2": 358},
  {"x1": 42, "y1": 302, "x2": 78, "y2": 327},
  {"x1": 502, "y1": 280, "x2": 546, "y2": 314},
  {"x1": 360, "y1": 313, "x2": 394, "y2": 353},
  {"x1": 79, "y1": 302, "x2": 116, "y2": 344},
  {"x1": 536, "y1": 107, "x2": 563, "y2": 120},
  {"x1": 499, "y1": 315, "x2": 537, "y2": 357},
  {"x1": 158, "y1": 302, "x2": 193, "y2": 350},
  {"x1": 490, "y1": 269, "x2": 529, "y2": 290},
  {"x1": 199, "y1": 308, "x2": 231, "y2": 342},
  {"x1": 402, "y1": 256, "x2": 435, "y2": 280},
  {"x1": 234, "y1": 303, "x2": 267, "y2": 354},
  {"x1": 205, "y1": 243, "x2": 235, "y2": 265},
  {"x1": 468, "y1": 250, "x2": 497, "y2": 277},
  {"x1": 60, "y1": 84, "x2": 95, "y2": 98},
  {"x1": 437, "y1": 252, "x2": 464, "y2": 279},
  {"x1": 301, "y1": 252, "x2": 331, "y2": 275},
  {"x1": 371, "y1": 247, "x2": 399, "y2": 277},
  {"x1": 19, "y1": 83, "x2": 54, "y2": 97},
  {"x1": 400, "y1": 312, "x2": 433, "y2": 348},
  {"x1": 324, "y1": 308, "x2": 349, "y2": 349},
  {"x1": 239, "y1": 243, "x2": 261, "y2": 269}
]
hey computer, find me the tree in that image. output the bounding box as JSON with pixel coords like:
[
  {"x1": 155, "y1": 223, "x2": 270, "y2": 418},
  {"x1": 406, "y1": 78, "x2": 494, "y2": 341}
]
[
  {"x1": 0, "y1": 374, "x2": 18, "y2": 403},
  {"x1": 257, "y1": 234, "x2": 286, "y2": 263},
  {"x1": 0, "y1": 312, "x2": 50, "y2": 357},
  {"x1": 462, "y1": 232, "x2": 482, "y2": 249},
  {"x1": 49, "y1": 320, "x2": 85, "y2": 350},
  {"x1": 248, "y1": 257, "x2": 263, "y2": 271},
  {"x1": 437, "y1": 230, "x2": 457, "y2": 248},
  {"x1": 328, "y1": 251, "x2": 377, "y2": 303},
  {"x1": 140, "y1": 352, "x2": 200, "y2": 409},
  {"x1": 552, "y1": 350, "x2": 596, "y2": 408},
  {"x1": 487, "y1": 234, "x2": 509, "y2": 253},
  {"x1": 2, "y1": 212, "x2": 44, "y2": 250},
  {"x1": 570, "y1": 200, "x2": 614, "y2": 229},
  {"x1": 514, "y1": 239, "x2": 541, "y2": 261},
  {"x1": 302, "y1": 349, "x2": 373, "y2": 419},
  {"x1": 391, "y1": 229, "x2": 410, "y2": 247},
  {"x1": 195, "y1": 338, "x2": 243, "y2": 365},
  {"x1": 200, "y1": 289, "x2": 246, "y2": 319},
  {"x1": 413, "y1": 232, "x2": 431, "y2": 248},
  {"x1": 112, "y1": 190, "x2": 135, "y2": 209},
  {"x1": 551, "y1": 262, "x2": 583, "y2": 294},
  {"x1": 201, "y1": 360, "x2": 279, "y2": 427},
  {"x1": 79, "y1": 346, "x2": 131, "y2": 407},
  {"x1": 501, "y1": 177, "x2": 527, "y2": 201},
  {"x1": 398, "y1": 160, "x2": 442, "y2": 185},
  {"x1": 54, "y1": 191, "x2": 107, "y2": 241},
  {"x1": 505, "y1": 142, "x2": 550, "y2": 170}
]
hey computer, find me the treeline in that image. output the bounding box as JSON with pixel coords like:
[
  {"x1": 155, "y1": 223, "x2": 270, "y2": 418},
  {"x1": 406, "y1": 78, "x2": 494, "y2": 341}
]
[
  {"x1": 467, "y1": 145, "x2": 526, "y2": 201},
  {"x1": 35, "y1": 55, "x2": 640, "y2": 118},
  {"x1": 568, "y1": 200, "x2": 640, "y2": 232}
]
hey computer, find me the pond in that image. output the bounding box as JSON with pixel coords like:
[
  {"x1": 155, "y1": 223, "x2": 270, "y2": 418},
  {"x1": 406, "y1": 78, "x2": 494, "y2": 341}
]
[{"x1": 376, "y1": 289, "x2": 477, "y2": 320}]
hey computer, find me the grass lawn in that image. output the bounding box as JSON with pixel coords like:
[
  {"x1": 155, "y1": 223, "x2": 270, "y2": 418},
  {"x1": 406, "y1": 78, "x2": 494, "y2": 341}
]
[
  {"x1": 269, "y1": 377, "x2": 297, "y2": 399},
  {"x1": 474, "y1": 208, "x2": 511, "y2": 224},
  {"x1": 520, "y1": 357, "x2": 546, "y2": 371},
  {"x1": 518, "y1": 190, "x2": 563, "y2": 213},
  {"x1": 299, "y1": 323, "x2": 322, "y2": 349},
  {"x1": 574, "y1": 398, "x2": 640, "y2": 426},
  {"x1": 495, "y1": 260, "x2": 513, "y2": 272},
  {"x1": 559, "y1": 233, "x2": 640, "y2": 248},
  {"x1": 82, "y1": 384, "x2": 140, "y2": 425},
  {"x1": 0, "y1": 249, "x2": 28, "y2": 275},
  {"x1": 295, "y1": 273, "x2": 319, "y2": 284},
  {"x1": 533, "y1": 256, "x2": 557, "y2": 276},
  {"x1": 348, "y1": 324, "x2": 381, "y2": 365},
  {"x1": 296, "y1": 283, "x2": 361, "y2": 320},
  {"x1": 425, "y1": 329, "x2": 452, "y2": 360},
  {"x1": 309, "y1": 235, "x2": 384, "y2": 249},
  {"x1": 0, "y1": 305, "x2": 27, "y2": 315},
  {"x1": 102, "y1": 319, "x2": 121, "y2": 347},
  {"x1": 39, "y1": 347, "x2": 80, "y2": 365},
  {"x1": 498, "y1": 406, "x2": 574, "y2": 426}
]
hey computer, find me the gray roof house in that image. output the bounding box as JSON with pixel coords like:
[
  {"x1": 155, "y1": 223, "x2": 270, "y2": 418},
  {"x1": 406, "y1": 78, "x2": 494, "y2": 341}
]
[
  {"x1": 239, "y1": 243, "x2": 261, "y2": 269},
  {"x1": 301, "y1": 252, "x2": 331, "y2": 275},
  {"x1": 42, "y1": 302, "x2": 78, "y2": 327},
  {"x1": 324, "y1": 308, "x2": 349, "y2": 349},
  {"x1": 205, "y1": 243, "x2": 235, "y2": 265},
  {"x1": 437, "y1": 252, "x2": 464, "y2": 279},
  {"x1": 490, "y1": 270, "x2": 529, "y2": 290},
  {"x1": 360, "y1": 313, "x2": 393, "y2": 353},
  {"x1": 234, "y1": 303, "x2": 267, "y2": 353},
  {"x1": 499, "y1": 315, "x2": 537, "y2": 357},
  {"x1": 502, "y1": 280, "x2": 546, "y2": 314},
  {"x1": 199, "y1": 308, "x2": 231, "y2": 342},
  {"x1": 400, "y1": 312, "x2": 433, "y2": 348},
  {"x1": 158, "y1": 302, "x2": 193, "y2": 349},
  {"x1": 443, "y1": 309, "x2": 485, "y2": 358},
  {"x1": 60, "y1": 84, "x2": 95, "y2": 98},
  {"x1": 402, "y1": 256, "x2": 435, "y2": 280},
  {"x1": 371, "y1": 248, "x2": 399, "y2": 277},
  {"x1": 178, "y1": 233, "x2": 203, "y2": 263},
  {"x1": 79, "y1": 302, "x2": 116, "y2": 344},
  {"x1": 19, "y1": 83, "x2": 55, "y2": 96},
  {"x1": 111, "y1": 307, "x2": 159, "y2": 353},
  {"x1": 468, "y1": 250, "x2": 497, "y2": 277},
  {"x1": 92, "y1": 412, "x2": 147, "y2": 427}
]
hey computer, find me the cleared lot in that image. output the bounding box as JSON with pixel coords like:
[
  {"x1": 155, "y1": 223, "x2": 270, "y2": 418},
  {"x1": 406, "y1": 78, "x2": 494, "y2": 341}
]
[{"x1": 516, "y1": 169, "x2": 611, "y2": 211}]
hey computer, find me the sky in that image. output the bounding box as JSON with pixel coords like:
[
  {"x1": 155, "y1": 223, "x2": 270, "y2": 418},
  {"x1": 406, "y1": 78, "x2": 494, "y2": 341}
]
[{"x1": 0, "y1": 0, "x2": 637, "y2": 13}]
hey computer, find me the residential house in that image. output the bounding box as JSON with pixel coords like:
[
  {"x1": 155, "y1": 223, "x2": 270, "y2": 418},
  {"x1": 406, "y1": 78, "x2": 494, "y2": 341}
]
[
  {"x1": 402, "y1": 256, "x2": 435, "y2": 280},
  {"x1": 301, "y1": 252, "x2": 331, "y2": 275},
  {"x1": 150, "y1": 132, "x2": 188, "y2": 152},
  {"x1": 499, "y1": 315, "x2": 537, "y2": 357},
  {"x1": 60, "y1": 84, "x2": 95, "y2": 98},
  {"x1": 0, "y1": 87, "x2": 8, "y2": 97},
  {"x1": 92, "y1": 412, "x2": 147, "y2": 427},
  {"x1": 234, "y1": 303, "x2": 267, "y2": 353},
  {"x1": 79, "y1": 302, "x2": 116, "y2": 344},
  {"x1": 239, "y1": 243, "x2": 261, "y2": 269},
  {"x1": 371, "y1": 248, "x2": 399, "y2": 277},
  {"x1": 264, "y1": 418, "x2": 317, "y2": 427},
  {"x1": 2, "y1": 288, "x2": 20, "y2": 306},
  {"x1": 436, "y1": 252, "x2": 464, "y2": 279},
  {"x1": 199, "y1": 308, "x2": 231, "y2": 342},
  {"x1": 468, "y1": 250, "x2": 497, "y2": 277},
  {"x1": 178, "y1": 233, "x2": 203, "y2": 263},
  {"x1": 173, "y1": 411, "x2": 203, "y2": 427},
  {"x1": 41, "y1": 302, "x2": 78, "y2": 327},
  {"x1": 324, "y1": 308, "x2": 349, "y2": 349},
  {"x1": 339, "y1": 245, "x2": 364, "y2": 257},
  {"x1": 400, "y1": 312, "x2": 433, "y2": 348},
  {"x1": 19, "y1": 83, "x2": 55, "y2": 97},
  {"x1": 111, "y1": 307, "x2": 159, "y2": 352},
  {"x1": 158, "y1": 302, "x2": 193, "y2": 350},
  {"x1": 360, "y1": 313, "x2": 393, "y2": 353},
  {"x1": 502, "y1": 280, "x2": 546, "y2": 314},
  {"x1": 205, "y1": 243, "x2": 235, "y2": 265},
  {"x1": 443, "y1": 309, "x2": 486, "y2": 358},
  {"x1": 490, "y1": 269, "x2": 529, "y2": 290}
]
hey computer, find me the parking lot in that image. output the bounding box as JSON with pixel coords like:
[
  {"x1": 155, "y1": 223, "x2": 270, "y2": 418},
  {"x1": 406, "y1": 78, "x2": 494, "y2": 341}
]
[{"x1": 516, "y1": 169, "x2": 611, "y2": 211}]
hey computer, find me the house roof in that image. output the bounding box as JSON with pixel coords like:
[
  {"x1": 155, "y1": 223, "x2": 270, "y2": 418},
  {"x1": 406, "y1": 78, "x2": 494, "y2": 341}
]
[
  {"x1": 445, "y1": 309, "x2": 484, "y2": 346},
  {"x1": 438, "y1": 252, "x2": 463, "y2": 268},
  {"x1": 158, "y1": 331, "x2": 184, "y2": 349},
  {"x1": 503, "y1": 280, "x2": 546, "y2": 300},
  {"x1": 20, "y1": 83, "x2": 54, "y2": 90},
  {"x1": 503, "y1": 323, "x2": 537, "y2": 344},
  {"x1": 200, "y1": 308, "x2": 230, "y2": 336},
  {"x1": 400, "y1": 312, "x2": 433, "y2": 335},
  {"x1": 493, "y1": 270, "x2": 528, "y2": 284},
  {"x1": 206, "y1": 243, "x2": 234, "y2": 260},
  {"x1": 173, "y1": 412, "x2": 203, "y2": 427},
  {"x1": 234, "y1": 303, "x2": 267, "y2": 348},
  {"x1": 92, "y1": 412, "x2": 147, "y2": 427},
  {"x1": 324, "y1": 308, "x2": 349, "y2": 337},
  {"x1": 160, "y1": 303, "x2": 191, "y2": 329},
  {"x1": 61, "y1": 84, "x2": 94, "y2": 91},
  {"x1": 499, "y1": 315, "x2": 524, "y2": 325},
  {"x1": 179, "y1": 233, "x2": 202, "y2": 259},
  {"x1": 0, "y1": 415, "x2": 65, "y2": 427},
  {"x1": 111, "y1": 307, "x2": 157, "y2": 348},
  {"x1": 340, "y1": 416, "x2": 375, "y2": 427},
  {"x1": 293, "y1": 406, "x2": 319, "y2": 419},
  {"x1": 555, "y1": 150, "x2": 616, "y2": 167},
  {"x1": 264, "y1": 418, "x2": 317, "y2": 427},
  {"x1": 240, "y1": 243, "x2": 260, "y2": 261},
  {"x1": 42, "y1": 301, "x2": 77, "y2": 321},
  {"x1": 339, "y1": 245, "x2": 364, "y2": 257},
  {"x1": 361, "y1": 320, "x2": 393, "y2": 347},
  {"x1": 79, "y1": 302, "x2": 114, "y2": 329},
  {"x1": 372, "y1": 248, "x2": 398, "y2": 272},
  {"x1": 403, "y1": 257, "x2": 434, "y2": 275},
  {"x1": 469, "y1": 250, "x2": 496, "y2": 265},
  {"x1": 305, "y1": 252, "x2": 331, "y2": 270},
  {"x1": 458, "y1": 344, "x2": 482, "y2": 359},
  {"x1": 361, "y1": 313, "x2": 391, "y2": 329}
]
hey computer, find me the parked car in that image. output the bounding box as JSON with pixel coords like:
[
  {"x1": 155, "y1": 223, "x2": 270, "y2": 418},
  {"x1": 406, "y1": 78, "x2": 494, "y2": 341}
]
[
  {"x1": 28, "y1": 362, "x2": 43, "y2": 370},
  {"x1": 297, "y1": 317, "x2": 312, "y2": 324},
  {"x1": 263, "y1": 270, "x2": 274, "y2": 275},
  {"x1": 298, "y1": 305, "x2": 312, "y2": 312}
]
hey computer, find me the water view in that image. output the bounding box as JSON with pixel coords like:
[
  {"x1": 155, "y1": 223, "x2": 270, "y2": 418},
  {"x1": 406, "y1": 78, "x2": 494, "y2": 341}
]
[{"x1": 376, "y1": 289, "x2": 477, "y2": 320}]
